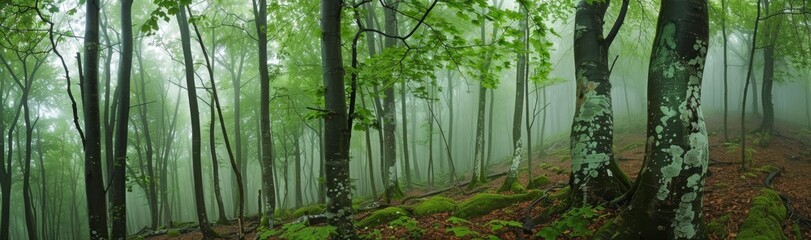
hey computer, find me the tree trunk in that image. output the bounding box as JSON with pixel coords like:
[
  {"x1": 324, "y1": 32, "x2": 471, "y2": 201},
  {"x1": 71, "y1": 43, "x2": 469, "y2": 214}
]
[
  {"x1": 410, "y1": 102, "x2": 420, "y2": 181},
  {"x1": 320, "y1": 1, "x2": 356, "y2": 238},
  {"x1": 383, "y1": 0, "x2": 403, "y2": 202},
  {"x1": 82, "y1": 1, "x2": 110, "y2": 238},
  {"x1": 111, "y1": 1, "x2": 133, "y2": 238},
  {"x1": 295, "y1": 135, "x2": 303, "y2": 208},
  {"x1": 36, "y1": 130, "x2": 47, "y2": 239},
  {"x1": 361, "y1": 96, "x2": 378, "y2": 198},
  {"x1": 253, "y1": 0, "x2": 277, "y2": 228},
  {"x1": 596, "y1": 1, "x2": 710, "y2": 238},
  {"x1": 759, "y1": 0, "x2": 778, "y2": 137},
  {"x1": 401, "y1": 80, "x2": 411, "y2": 187},
  {"x1": 208, "y1": 96, "x2": 229, "y2": 224},
  {"x1": 721, "y1": 0, "x2": 729, "y2": 142},
  {"x1": 22, "y1": 69, "x2": 37, "y2": 240},
  {"x1": 176, "y1": 5, "x2": 217, "y2": 238},
  {"x1": 485, "y1": 89, "x2": 495, "y2": 168},
  {"x1": 569, "y1": 0, "x2": 630, "y2": 205},
  {"x1": 499, "y1": 6, "x2": 527, "y2": 192},
  {"x1": 135, "y1": 36, "x2": 159, "y2": 230},
  {"x1": 427, "y1": 96, "x2": 435, "y2": 186}
]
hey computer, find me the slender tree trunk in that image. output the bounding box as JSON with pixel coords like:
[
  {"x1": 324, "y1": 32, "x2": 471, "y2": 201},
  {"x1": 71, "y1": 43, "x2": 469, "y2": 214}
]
[
  {"x1": 253, "y1": 0, "x2": 277, "y2": 227},
  {"x1": 401, "y1": 80, "x2": 411, "y2": 187},
  {"x1": 741, "y1": 0, "x2": 763, "y2": 171},
  {"x1": 320, "y1": 1, "x2": 356, "y2": 237},
  {"x1": 208, "y1": 96, "x2": 229, "y2": 224},
  {"x1": 427, "y1": 96, "x2": 435, "y2": 186},
  {"x1": 22, "y1": 74, "x2": 37, "y2": 240},
  {"x1": 100, "y1": 13, "x2": 115, "y2": 191},
  {"x1": 82, "y1": 1, "x2": 110, "y2": 238},
  {"x1": 569, "y1": 0, "x2": 630, "y2": 205},
  {"x1": 110, "y1": 1, "x2": 133, "y2": 238},
  {"x1": 176, "y1": 5, "x2": 217, "y2": 238},
  {"x1": 383, "y1": 0, "x2": 403, "y2": 202},
  {"x1": 499, "y1": 6, "x2": 527, "y2": 192},
  {"x1": 751, "y1": 71, "x2": 760, "y2": 116},
  {"x1": 759, "y1": 0, "x2": 778, "y2": 137},
  {"x1": 295, "y1": 135, "x2": 303, "y2": 208},
  {"x1": 597, "y1": 1, "x2": 710, "y2": 238},
  {"x1": 410, "y1": 104, "x2": 419, "y2": 181},
  {"x1": 36, "y1": 130, "x2": 46, "y2": 239},
  {"x1": 722, "y1": 0, "x2": 729, "y2": 142},
  {"x1": 135, "y1": 36, "x2": 159, "y2": 230},
  {"x1": 471, "y1": 10, "x2": 490, "y2": 189},
  {"x1": 485, "y1": 89, "x2": 494, "y2": 167},
  {"x1": 361, "y1": 96, "x2": 378, "y2": 198}
]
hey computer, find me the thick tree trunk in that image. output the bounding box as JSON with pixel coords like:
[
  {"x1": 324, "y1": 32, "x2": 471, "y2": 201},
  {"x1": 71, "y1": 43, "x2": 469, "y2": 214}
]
[
  {"x1": 569, "y1": 0, "x2": 630, "y2": 205},
  {"x1": 596, "y1": 1, "x2": 710, "y2": 238},
  {"x1": 499, "y1": 7, "x2": 527, "y2": 192},
  {"x1": 111, "y1": 1, "x2": 133, "y2": 238},
  {"x1": 759, "y1": 0, "x2": 778, "y2": 136},
  {"x1": 176, "y1": 5, "x2": 217, "y2": 238},
  {"x1": 320, "y1": 1, "x2": 356, "y2": 238},
  {"x1": 83, "y1": 1, "x2": 110, "y2": 238}
]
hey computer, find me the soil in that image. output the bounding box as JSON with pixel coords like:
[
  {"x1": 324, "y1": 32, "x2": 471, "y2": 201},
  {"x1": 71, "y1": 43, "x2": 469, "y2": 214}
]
[{"x1": 146, "y1": 115, "x2": 811, "y2": 239}]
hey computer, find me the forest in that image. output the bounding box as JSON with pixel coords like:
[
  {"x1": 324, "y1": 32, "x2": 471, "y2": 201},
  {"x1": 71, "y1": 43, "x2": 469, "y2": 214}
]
[{"x1": 0, "y1": 0, "x2": 810, "y2": 239}]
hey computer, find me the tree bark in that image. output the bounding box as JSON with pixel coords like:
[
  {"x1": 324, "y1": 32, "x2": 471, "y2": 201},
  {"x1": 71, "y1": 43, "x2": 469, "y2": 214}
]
[
  {"x1": 208, "y1": 96, "x2": 229, "y2": 224},
  {"x1": 111, "y1": 1, "x2": 134, "y2": 238},
  {"x1": 499, "y1": 5, "x2": 527, "y2": 192},
  {"x1": 759, "y1": 0, "x2": 779, "y2": 136},
  {"x1": 382, "y1": 0, "x2": 403, "y2": 202},
  {"x1": 253, "y1": 0, "x2": 277, "y2": 228},
  {"x1": 176, "y1": 5, "x2": 217, "y2": 238},
  {"x1": 596, "y1": 0, "x2": 710, "y2": 238},
  {"x1": 82, "y1": 1, "x2": 110, "y2": 238},
  {"x1": 135, "y1": 35, "x2": 159, "y2": 230},
  {"x1": 721, "y1": 0, "x2": 729, "y2": 142},
  {"x1": 401, "y1": 80, "x2": 411, "y2": 187},
  {"x1": 569, "y1": 0, "x2": 630, "y2": 205},
  {"x1": 320, "y1": 0, "x2": 357, "y2": 238}
]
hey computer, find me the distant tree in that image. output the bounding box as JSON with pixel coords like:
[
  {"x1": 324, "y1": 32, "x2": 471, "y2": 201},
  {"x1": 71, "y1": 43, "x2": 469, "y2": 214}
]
[
  {"x1": 596, "y1": 0, "x2": 710, "y2": 238},
  {"x1": 253, "y1": 0, "x2": 277, "y2": 228}
]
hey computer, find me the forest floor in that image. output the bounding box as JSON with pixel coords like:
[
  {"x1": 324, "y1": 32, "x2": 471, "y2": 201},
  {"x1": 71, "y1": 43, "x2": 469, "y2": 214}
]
[{"x1": 145, "y1": 115, "x2": 811, "y2": 239}]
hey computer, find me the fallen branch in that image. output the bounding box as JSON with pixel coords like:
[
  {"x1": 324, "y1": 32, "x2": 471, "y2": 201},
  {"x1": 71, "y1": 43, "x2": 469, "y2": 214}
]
[
  {"x1": 400, "y1": 170, "x2": 509, "y2": 205},
  {"x1": 522, "y1": 184, "x2": 567, "y2": 233}
]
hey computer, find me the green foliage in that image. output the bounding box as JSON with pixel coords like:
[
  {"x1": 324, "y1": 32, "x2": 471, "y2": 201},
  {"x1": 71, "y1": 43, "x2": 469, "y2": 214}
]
[
  {"x1": 536, "y1": 205, "x2": 604, "y2": 239},
  {"x1": 486, "y1": 219, "x2": 523, "y2": 232},
  {"x1": 707, "y1": 214, "x2": 731, "y2": 239},
  {"x1": 260, "y1": 221, "x2": 337, "y2": 240},
  {"x1": 446, "y1": 226, "x2": 480, "y2": 238},
  {"x1": 165, "y1": 229, "x2": 180, "y2": 237},
  {"x1": 388, "y1": 216, "x2": 425, "y2": 238},
  {"x1": 737, "y1": 189, "x2": 788, "y2": 240},
  {"x1": 413, "y1": 196, "x2": 457, "y2": 216},
  {"x1": 357, "y1": 207, "x2": 410, "y2": 228}
]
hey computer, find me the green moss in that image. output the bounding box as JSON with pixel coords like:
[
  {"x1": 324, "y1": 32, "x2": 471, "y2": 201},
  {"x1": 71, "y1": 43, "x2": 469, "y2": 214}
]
[
  {"x1": 527, "y1": 176, "x2": 551, "y2": 189},
  {"x1": 291, "y1": 204, "x2": 325, "y2": 219},
  {"x1": 453, "y1": 191, "x2": 542, "y2": 219},
  {"x1": 707, "y1": 214, "x2": 730, "y2": 238},
  {"x1": 274, "y1": 208, "x2": 292, "y2": 219},
  {"x1": 166, "y1": 229, "x2": 180, "y2": 237},
  {"x1": 498, "y1": 180, "x2": 527, "y2": 193},
  {"x1": 737, "y1": 189, "x2": 788, "y2": 240},
  {"x1": 357, "y1": 207, "x2": 410, "y2": 228},
  {"x1": 413, "y1": 196, "x2": 457, "y2": 216}
]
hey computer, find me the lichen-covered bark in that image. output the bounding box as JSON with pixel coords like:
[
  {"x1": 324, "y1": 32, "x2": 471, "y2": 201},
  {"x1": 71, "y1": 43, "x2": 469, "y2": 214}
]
[
  {"x1": 499, "y1": 6, "x2": 527, "y2": 193},
  {"x1": 569, "y1": 0, "x2": 630, "y2": 206},
  {"x1": 595, "y1": 1, "x2": 710, "y2": 239},
  {"x1": 470, "y1": 84, "x2": 488, "y2": 189},
  {"x1": 320, "y1": 0, "x2": 356, "y2": 238},
  {"x1": 383, "y1": 0, "x2": 403, "y2": 202}
]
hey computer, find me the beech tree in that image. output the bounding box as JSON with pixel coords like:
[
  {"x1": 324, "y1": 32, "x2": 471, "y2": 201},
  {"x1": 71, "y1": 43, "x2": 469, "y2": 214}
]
[
  {"x1": 597, "y1": 0, "x2": 710, "y2": 238},
  {"x1": 569, "y1": 0, "x2": 631, "y2": 205}
]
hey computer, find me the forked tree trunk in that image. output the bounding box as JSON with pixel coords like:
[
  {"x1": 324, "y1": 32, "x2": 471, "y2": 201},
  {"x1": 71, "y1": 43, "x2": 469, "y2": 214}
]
[
  {"x1": 596, "y1": 0, "x2": 710, "y2": 238},
  {"x1": 569, "y1": 0, "x2": 630, "y2": 205},
  {"x1": 82, "y1": 1, "x2": 110, "y2": 238},
  {"x1": 176, "y1": 5, "x2": 217, "y2": 238}
]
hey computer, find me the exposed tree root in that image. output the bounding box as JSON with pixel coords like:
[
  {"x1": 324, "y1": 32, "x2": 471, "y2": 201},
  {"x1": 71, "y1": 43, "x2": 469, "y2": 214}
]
[
  {"x1": 763, "y1": 167, "x2": 811, "y2": 226},
  {"x1": 522, "y1": 184, "x2": 567, "y2": 234}
]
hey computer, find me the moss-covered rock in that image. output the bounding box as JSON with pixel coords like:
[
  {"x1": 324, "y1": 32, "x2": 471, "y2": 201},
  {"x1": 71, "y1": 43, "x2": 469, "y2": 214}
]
[
  {"x1": 527, "y1": 176, "x2": 551, "y2": 189},
  {"x1": 357, "y1": 207, "x2": 410, "y2": 228},
  {"x1": 291, "y1": 204, "x2": 325, "y2": 219},
  {"x1": 453, "y1": 191, "x2": 542, "y2": 219},
  {"x1": 166, "y1": 229, "x2": 180, "y2": 237},
  {"x1": 737, "y1": 189, "x2": 788, "y2": 240},
  {"x1": 413, "y1": 196, "x2": 457, "y2": 216},
  {"x1": 707, "y1": 214, "x2": 730, "y2": 238}
]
